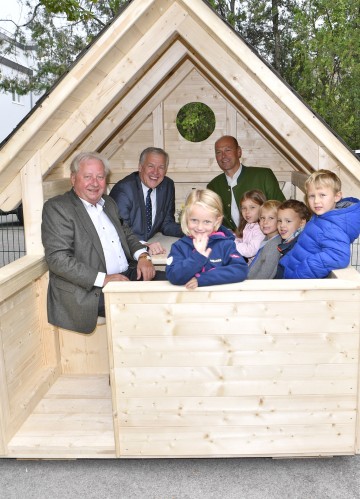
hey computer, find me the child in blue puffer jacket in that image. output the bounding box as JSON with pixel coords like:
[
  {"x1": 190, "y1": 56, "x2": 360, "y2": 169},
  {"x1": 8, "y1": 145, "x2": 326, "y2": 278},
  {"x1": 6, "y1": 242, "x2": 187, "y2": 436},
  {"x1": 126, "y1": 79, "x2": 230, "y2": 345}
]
[
  {"x1": 279, "y1": 170, "x2": 360, "y2": 279},
  {"x1": 166, "y1": 189, "x2": 248, "y2": 288}
]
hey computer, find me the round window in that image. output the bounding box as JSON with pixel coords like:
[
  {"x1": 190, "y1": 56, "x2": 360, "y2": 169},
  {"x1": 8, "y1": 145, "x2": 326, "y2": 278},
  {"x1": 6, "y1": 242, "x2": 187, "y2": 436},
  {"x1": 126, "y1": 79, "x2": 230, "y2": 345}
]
[{"x1": 176, "y1": 102, "x2": 216, "y2": 142}]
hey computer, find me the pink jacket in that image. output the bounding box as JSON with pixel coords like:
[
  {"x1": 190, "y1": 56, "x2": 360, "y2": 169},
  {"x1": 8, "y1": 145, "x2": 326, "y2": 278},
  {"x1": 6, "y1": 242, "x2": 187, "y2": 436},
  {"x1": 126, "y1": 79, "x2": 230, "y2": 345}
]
[{"x1": 235, "y1": 222, "x2": 265, "y2": 262}]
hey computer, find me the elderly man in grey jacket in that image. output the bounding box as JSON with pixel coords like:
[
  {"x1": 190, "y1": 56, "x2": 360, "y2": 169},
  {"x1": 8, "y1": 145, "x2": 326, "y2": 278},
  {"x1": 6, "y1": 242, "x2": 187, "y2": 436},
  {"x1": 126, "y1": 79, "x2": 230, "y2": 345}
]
[{"x1": 41, "y1": 151, "x2": 158, "y2": 334}]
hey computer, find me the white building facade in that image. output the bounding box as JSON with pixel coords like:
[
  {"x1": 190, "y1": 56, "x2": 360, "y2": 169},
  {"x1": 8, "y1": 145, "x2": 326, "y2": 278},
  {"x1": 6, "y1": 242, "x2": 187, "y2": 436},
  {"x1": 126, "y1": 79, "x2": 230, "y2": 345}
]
[{"x1": 0, "y1": 28, "x2": 38, "y2": 143}]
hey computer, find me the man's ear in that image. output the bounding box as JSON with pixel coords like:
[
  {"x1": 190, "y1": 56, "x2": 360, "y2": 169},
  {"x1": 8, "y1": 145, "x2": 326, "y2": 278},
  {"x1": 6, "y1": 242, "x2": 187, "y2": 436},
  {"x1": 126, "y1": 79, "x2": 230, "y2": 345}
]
[{"x1": 70, "y1": 173, "x2": 75, "y2": 187}]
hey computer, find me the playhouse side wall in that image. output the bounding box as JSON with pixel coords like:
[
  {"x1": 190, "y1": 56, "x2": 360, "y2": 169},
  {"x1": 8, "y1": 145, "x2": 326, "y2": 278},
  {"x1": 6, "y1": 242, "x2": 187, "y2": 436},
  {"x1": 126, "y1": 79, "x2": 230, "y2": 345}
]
[
  {"x1": 0, "y1": 257, "x2": 61, "y2": 455},
  {"x1": 104, "y1": 276, "x2": 360, "y2": 458}
]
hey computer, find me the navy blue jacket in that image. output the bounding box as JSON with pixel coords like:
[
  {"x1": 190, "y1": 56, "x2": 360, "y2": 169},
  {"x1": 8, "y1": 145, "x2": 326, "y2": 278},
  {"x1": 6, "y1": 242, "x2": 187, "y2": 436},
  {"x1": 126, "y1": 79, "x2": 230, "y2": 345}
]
[
  {"x1": 109, "y1": 172, "x2": 183, "y2": 240},
  {"x1": 166, "y1": 227, "x2": 248, "y2": 286},
  {"x1": 279, "y1": 197, "x2": 360, "y2": 278}
]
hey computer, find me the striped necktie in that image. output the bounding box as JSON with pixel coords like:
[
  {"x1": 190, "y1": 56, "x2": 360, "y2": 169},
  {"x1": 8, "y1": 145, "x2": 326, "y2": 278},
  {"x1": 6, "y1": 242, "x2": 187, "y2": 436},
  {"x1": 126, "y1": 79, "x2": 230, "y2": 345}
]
[{"x1": 146, "y1": 188, "x2": 153, "y2": 236}]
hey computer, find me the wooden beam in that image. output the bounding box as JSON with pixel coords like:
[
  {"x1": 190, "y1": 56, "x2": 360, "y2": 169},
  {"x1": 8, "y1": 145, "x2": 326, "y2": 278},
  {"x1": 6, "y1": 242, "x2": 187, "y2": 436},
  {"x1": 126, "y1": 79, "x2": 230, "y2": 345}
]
[
  {"x1": 178, "y1": 0, "x2": 360, "y2": 180},
  {"x1": 187, "y1": 58, "x2": 311, "y2": 174},
  {"x1": 177, "y1": 15, "x2": 319, "y2": 167},
  {"x1": 0, "y1": 255, "x2": 47, "y2": 303},
  {"x1": 0, "y1": 0, "x2": 162, "y2": 177},
  {"x1": 21, "y1": 152, "x2": 45, "y2": 256},
  {"x1": 0, "y1": 3, "x2": 187, "y2": 209},
  {"x1": 153, "y1": 103, "x2": 165, "y2": 149},
  {"x1": 103, "y1": 59, "x2": 194, "y2": 161},
  {"x1": 75, "y1": 41, "x2": 189, "y2": 156}
]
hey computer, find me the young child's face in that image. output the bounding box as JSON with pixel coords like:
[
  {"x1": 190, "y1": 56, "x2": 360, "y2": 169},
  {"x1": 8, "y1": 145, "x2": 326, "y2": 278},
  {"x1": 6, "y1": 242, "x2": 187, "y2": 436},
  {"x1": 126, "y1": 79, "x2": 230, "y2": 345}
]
[
  {"x1": 187, "y1": 204, "x2": 221, "y2": 238},
  {"x1": 259, "y1": 208, "x2": 278, "y2": 238},
  {"x1": 241, "y1": 198, "x2": 261, "y2": 224},
  {"x1": 277, "y1": 208, "x2": 306, "y2": 240},
  {"x1": 306, "y1": 184, "x2": 342, "y2": 215}
]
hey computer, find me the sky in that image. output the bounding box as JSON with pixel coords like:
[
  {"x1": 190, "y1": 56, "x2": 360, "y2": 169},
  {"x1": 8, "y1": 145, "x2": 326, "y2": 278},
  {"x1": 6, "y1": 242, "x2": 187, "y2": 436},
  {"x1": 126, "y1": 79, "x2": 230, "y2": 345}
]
[{"x1": 0, "y1": 1, "x2": 28, "y2": 34}]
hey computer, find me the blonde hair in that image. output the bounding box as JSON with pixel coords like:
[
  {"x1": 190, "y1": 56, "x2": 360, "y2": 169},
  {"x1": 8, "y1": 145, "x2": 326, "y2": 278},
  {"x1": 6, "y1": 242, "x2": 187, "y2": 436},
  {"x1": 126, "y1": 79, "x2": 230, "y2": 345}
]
[
  {"x1": 305, "y1": 169, "x2": 341, "y2": 194},
  {"x1": 181, "y1": 189, "x2": 223, "y2": 236},
  {"x1": 260, "y1": 199, "x2": 282, "y2": 215}
]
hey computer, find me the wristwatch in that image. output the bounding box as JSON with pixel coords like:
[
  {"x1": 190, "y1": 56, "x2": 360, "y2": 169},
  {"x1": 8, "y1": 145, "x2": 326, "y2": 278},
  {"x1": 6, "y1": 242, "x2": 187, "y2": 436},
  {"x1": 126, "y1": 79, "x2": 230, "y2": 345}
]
[{"x1": 138, "y1": 252, "x2": 152, "y2": 261}]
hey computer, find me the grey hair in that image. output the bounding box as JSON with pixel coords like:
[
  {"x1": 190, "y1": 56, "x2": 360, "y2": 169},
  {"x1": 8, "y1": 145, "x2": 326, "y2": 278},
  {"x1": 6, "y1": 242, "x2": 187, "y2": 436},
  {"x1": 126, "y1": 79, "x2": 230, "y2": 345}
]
[
  {"x1": 139, "y1": 147, "x2": 169, "y2": 168},
  {"x1": 70, "y1": 152, "x2": 110, "y2": 176}
]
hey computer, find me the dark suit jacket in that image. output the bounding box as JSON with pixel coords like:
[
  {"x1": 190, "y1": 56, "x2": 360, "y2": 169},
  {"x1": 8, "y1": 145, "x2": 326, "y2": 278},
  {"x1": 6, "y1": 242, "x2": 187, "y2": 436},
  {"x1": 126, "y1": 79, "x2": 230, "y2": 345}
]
[
  {"x1": 41, "y1": 189, "x2": 145, "y2": 334},
  {"x1": 109, "y1": 172, "x2": 183, "y2": 240}
]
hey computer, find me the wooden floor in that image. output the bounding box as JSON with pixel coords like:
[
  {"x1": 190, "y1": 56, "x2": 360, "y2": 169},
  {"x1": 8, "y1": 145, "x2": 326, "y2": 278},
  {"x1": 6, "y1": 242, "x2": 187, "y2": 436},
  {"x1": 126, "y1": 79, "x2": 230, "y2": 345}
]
[{"x1": 7, "y1": 375, "x2": 116, "y2": 458}]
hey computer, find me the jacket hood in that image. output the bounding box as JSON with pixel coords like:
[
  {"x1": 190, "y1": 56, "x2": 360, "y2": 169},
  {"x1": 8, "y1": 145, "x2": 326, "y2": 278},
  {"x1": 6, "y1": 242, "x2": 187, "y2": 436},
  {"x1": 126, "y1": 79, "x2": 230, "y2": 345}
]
[{"x1": 315, "y1": 197, "x2": 360, "y2": 243}]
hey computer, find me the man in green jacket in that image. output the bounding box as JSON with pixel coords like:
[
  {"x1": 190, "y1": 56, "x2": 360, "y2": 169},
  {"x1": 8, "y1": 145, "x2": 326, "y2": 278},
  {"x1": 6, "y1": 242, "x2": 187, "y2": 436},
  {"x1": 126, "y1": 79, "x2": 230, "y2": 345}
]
[{"x1": 207, "y1": 135, "x2": 285, "y2": 230}]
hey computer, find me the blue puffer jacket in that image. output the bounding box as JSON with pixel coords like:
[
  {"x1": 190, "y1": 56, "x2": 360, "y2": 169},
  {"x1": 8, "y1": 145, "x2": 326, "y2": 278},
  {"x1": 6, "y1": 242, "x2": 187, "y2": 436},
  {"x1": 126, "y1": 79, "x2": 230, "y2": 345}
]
[
  {"x1": 280, "y1": 197, "x2": 360, "y2": 278},
  {"x1": 166, "y1": 226, "x2": 248, "y2": 286}
]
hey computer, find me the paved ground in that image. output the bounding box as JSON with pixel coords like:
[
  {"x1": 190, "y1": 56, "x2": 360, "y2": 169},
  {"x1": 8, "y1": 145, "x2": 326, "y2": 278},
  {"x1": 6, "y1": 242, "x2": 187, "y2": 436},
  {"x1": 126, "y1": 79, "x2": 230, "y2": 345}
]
[{"x1": 1, "y1": 455, "x2": 359, "y2": 498}]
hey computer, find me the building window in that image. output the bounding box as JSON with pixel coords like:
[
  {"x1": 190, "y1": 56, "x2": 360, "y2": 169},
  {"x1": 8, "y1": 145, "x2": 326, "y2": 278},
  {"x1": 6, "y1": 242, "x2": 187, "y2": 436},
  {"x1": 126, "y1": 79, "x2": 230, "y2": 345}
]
[{"x1": 12, "y1": 91, "x2": 23, "y2": 105}]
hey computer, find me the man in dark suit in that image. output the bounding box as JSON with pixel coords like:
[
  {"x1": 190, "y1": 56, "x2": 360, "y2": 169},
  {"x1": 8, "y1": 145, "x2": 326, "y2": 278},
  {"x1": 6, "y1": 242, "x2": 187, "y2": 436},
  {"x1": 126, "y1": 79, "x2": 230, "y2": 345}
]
[
  {"x1": 41, "y1": 152, "x2": 158, "y2": 334},
  {"x1": 109, "y1": 147, "x2": 183, "y2": 254}
]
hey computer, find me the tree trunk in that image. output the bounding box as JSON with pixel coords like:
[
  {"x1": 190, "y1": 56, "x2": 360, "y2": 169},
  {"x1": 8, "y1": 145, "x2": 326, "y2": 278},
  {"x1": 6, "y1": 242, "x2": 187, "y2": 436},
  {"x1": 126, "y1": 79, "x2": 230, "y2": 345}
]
[{"x1": 272, "y1": 0, "x2": 281, "y2": 71}]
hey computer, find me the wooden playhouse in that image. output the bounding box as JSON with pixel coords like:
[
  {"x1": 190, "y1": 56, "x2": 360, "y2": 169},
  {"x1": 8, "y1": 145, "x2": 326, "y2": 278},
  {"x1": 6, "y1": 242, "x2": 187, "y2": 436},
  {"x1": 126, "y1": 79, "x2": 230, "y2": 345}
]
[{"x1": 0, "y1": 0, "x2": 360, "y2": 459}]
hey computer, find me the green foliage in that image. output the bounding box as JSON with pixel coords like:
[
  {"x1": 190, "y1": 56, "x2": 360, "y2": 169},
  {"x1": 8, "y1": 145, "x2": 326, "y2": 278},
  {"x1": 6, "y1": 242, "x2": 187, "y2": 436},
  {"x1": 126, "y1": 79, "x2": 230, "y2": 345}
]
[
  {"x1": 0, "y1": 0, "x2": 358, "y2": 148},
  {"x1": 176, "y1": 102, "x2": 216, "y2": 142},
  {"x1": 0, "y1": 0, "x2": 127, "y2": 93},
  {"x1": 282, "y1": 0, "x2": 360, "y2": 148},
  {"x1": 206, "y1": 0, "x2": 359, "y2": 149}
]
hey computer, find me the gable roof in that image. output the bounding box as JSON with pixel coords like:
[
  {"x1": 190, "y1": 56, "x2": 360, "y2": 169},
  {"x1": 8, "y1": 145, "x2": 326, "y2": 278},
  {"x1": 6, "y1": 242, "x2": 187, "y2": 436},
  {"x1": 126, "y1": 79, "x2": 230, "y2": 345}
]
[{"x1": 0, "y1": 0, "x2": 359, "y2": 210}]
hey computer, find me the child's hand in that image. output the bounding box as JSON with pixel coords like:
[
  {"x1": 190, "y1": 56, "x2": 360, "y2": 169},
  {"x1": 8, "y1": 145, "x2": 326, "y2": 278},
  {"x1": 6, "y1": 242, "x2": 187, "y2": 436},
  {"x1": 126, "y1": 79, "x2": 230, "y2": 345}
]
[
  {"x1": 193, "y1": 234, "x2": 212, "y2": 258},
  {"x1": 185, "y1": 277, "x2": 198, "y2": 289},
  {"x1": 147, "y1": 241, "x2": 166, "y2": 255}
]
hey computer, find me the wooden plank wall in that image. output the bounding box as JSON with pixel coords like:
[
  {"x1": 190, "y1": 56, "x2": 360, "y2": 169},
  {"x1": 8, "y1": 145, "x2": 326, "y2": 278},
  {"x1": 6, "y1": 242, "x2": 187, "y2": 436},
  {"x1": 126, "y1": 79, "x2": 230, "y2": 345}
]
[
  {"x1": 59, "y1": 322, "x2": 109, "y2": 375},
  {"x1": 104, "y1": 68, "x2": 295, "y2": 209},
  {"x1": 105, "y1": 277, "x2": 360, "y2": 458},
  {"x1": 43, "y1": 62, "x2": 359, "y2": 202},
  {"x1": 0, "y1": 258, "x2": 60, "y2": 454}
]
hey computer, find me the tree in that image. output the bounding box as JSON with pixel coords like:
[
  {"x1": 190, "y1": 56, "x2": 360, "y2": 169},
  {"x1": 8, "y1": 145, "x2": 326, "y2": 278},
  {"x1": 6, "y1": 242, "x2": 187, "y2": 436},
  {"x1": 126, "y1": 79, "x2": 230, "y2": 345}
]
[
  {"x1": 0, "y1": 0, "x2": 127, "y2": 93},
  {"x1": 0, "y1": 0, "x2": 359, "y2": 148},
  {"x1": 209, "y1": 1, "x2": 359, "y2": 148},
  {"x1": 283, "y1": 0, "x2": 360, "y2": 148}
]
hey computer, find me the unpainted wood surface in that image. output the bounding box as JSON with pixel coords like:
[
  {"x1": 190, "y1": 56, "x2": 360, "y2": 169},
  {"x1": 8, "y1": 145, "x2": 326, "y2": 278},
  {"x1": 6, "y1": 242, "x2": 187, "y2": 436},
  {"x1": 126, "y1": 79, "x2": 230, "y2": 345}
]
[
  {"x1": 59, "y1": 323, "x2": 109, "y2": 375},
  {"x1": 105, "y1": 282, "x2": 360, "y2": 457},
  {"x1": 7, "y1": 375, "x2": 115, "y2": 458},
  {"x1": 0, "y1": 274, "x2": 60, "y2": 451}
]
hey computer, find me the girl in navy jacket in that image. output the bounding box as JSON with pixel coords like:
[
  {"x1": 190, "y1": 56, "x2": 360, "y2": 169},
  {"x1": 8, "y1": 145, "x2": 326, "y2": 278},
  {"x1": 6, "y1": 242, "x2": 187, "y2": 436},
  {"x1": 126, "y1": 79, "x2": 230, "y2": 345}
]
[{"x1": 166, "y1": 189, "x2": 248, "y2": 288}]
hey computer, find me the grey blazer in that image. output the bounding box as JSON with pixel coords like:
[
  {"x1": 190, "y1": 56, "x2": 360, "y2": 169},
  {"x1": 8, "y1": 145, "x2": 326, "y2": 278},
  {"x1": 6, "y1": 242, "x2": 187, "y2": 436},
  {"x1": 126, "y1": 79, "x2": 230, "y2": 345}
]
[
  {"x1": 41, "y1": 189, "x2": 145, "y2": 334},
  {"x1": 109, "y1": 172, "x2": 183, "y2": 240}
]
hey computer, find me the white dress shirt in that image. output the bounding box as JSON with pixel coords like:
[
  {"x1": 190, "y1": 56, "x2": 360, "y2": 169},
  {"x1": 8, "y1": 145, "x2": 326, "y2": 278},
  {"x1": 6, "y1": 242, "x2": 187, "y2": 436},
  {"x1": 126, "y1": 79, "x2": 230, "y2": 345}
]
[
  {"x1": 225, "y1": 165, "x2": 242, "y2": 227},
  {"x1": 79, "y1": 197, "x2": 146, "y2": 286}
]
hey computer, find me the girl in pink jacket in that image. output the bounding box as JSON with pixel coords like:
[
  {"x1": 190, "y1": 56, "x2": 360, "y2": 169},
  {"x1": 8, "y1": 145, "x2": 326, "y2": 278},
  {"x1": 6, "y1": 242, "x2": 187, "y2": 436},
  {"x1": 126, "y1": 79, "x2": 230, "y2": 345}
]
[{"x1": 235, "y1": 189, "x2": 266, "y2": 264}]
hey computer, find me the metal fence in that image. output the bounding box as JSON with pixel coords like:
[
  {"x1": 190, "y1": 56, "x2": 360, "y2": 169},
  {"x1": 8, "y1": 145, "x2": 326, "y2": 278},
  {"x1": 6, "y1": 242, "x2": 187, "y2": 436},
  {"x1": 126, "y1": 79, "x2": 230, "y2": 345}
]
[{"x1": 0, "y1": 213, "x2": 25, "y2": 267}]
